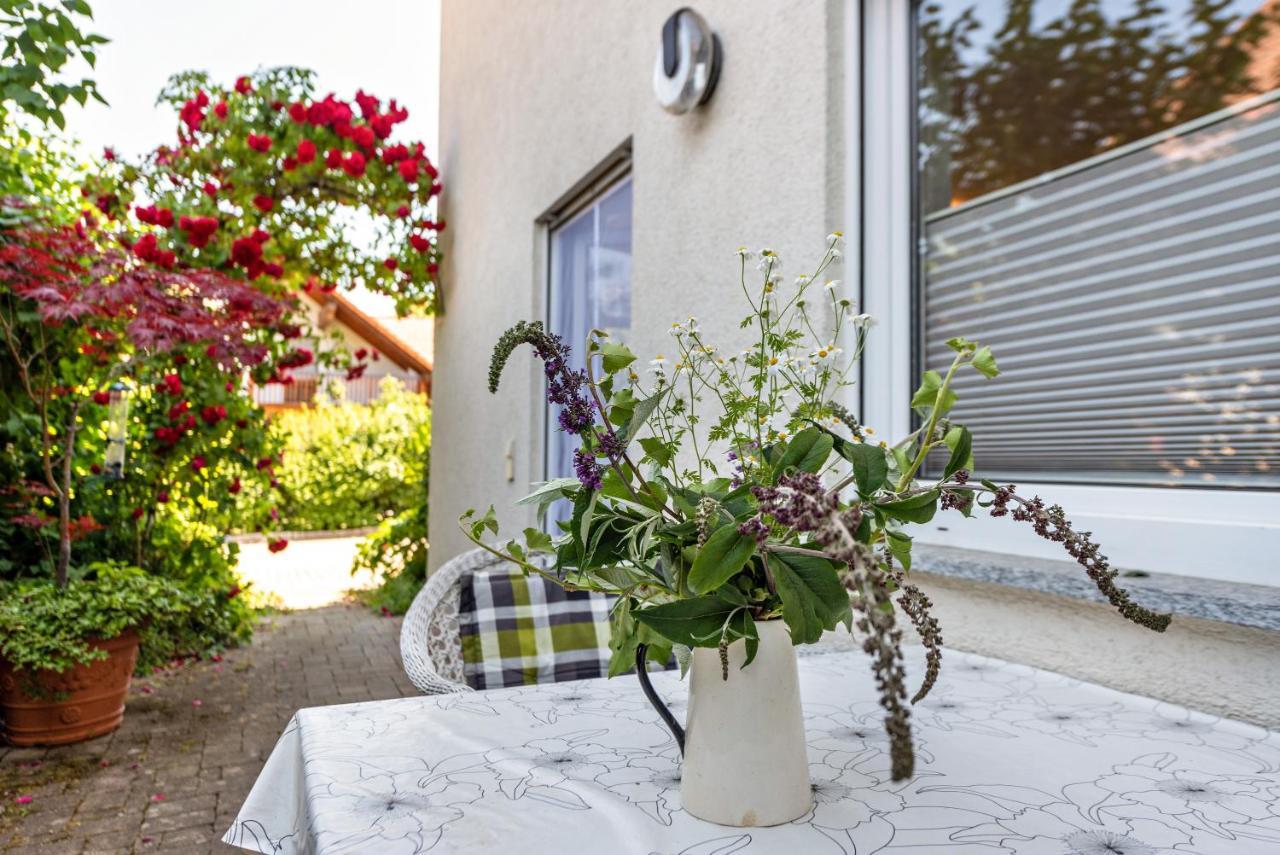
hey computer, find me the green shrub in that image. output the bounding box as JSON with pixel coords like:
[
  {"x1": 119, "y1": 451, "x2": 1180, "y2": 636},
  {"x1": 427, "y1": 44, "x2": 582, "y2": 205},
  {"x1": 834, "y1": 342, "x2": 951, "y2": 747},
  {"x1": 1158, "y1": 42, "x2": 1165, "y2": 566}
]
[
  {"x1": 352, "y1": 501, "x2": 428, "y2": 615},
  {"x1": 260, "y1": 378, "x2": 430, "y2": 532}
]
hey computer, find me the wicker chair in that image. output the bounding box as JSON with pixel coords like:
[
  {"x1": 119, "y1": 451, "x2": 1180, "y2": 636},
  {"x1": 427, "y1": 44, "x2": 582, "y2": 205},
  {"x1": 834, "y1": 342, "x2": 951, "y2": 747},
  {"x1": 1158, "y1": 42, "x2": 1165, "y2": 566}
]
[{"x1": 400, "y1": 548, "x2": 510, "y2": 694}]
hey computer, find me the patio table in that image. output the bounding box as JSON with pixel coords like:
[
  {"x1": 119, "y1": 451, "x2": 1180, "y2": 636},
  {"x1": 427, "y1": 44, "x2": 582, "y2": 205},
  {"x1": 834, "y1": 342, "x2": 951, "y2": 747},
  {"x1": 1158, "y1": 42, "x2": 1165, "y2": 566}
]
[{"x1": 223, "y1": 647, "x2": 1280, "y2": 854}]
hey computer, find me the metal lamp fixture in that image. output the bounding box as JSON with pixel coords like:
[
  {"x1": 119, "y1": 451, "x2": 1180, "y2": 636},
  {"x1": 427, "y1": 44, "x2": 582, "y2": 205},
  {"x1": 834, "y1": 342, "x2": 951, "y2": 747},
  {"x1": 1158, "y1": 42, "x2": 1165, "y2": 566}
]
[
  {"x1": 104, "y1": 382, "x2": 129, "y2": 479},
  {"x1": 653, "y1": 7, "x2": 722, "y2": 114}
]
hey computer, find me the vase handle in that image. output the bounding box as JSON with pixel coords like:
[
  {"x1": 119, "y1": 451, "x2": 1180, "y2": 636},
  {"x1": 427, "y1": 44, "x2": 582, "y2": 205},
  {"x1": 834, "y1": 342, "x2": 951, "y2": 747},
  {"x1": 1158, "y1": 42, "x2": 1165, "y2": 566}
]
[{"x1": 635, "y1": 643, "x2": 685, "y2": 755}]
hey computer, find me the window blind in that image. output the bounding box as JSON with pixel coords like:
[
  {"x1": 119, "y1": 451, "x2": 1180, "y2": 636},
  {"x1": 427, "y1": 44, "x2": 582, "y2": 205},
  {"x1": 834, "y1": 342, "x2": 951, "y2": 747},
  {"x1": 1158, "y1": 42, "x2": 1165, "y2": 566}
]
[{"x1": 922, "y1": 93, "x2": 1280, "y2": 488}]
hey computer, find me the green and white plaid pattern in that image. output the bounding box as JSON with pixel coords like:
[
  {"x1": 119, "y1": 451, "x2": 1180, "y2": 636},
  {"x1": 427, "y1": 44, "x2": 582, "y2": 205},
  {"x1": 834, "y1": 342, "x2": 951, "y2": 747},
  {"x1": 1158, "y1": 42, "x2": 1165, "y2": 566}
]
[{"x1": 458, "y1": 568, "x2": 615, "y2": 690}]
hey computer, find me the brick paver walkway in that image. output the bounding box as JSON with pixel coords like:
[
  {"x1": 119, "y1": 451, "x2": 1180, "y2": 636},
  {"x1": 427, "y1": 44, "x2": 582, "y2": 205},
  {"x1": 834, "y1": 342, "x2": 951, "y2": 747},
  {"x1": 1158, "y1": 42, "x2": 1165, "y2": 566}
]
[{"x1": 0, "y1": 538, "x2": 418, "y2": 854}]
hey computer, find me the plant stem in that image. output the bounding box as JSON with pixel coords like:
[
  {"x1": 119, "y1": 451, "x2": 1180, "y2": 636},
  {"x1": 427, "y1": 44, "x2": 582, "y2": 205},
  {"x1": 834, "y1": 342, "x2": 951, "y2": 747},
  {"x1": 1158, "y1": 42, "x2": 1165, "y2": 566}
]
[{"x1": 895, "y1": 351, "x2": 964, "y2": 492}]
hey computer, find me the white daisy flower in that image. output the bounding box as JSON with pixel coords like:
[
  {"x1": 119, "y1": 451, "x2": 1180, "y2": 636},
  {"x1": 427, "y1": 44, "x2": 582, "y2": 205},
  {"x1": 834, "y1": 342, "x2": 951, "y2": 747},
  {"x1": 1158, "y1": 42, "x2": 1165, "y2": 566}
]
[
  {"x1": 811, "y1": 343, "x2": 843, "y2": 364},
  {"x1": 827, "y1": 231, "x2": 845, "y2": 246},
  {"x1": 823, "y1": 279, "x2": 841, "y2": 292},
  {"x1": 853, "y1": 313, "x2": 876, "y2": 328},
  {"x1": 685, "y1": 316, "x2": 700, "y2": 335},
  {"x1": 649, "y1": 354, "x2": 668, "y2": 374},
  {"x1": 668, "y1": 320, "x2": 685, "y2": 336},
  {"x1": 735, "y1": 246, "x2": 754, "y2": 260},
  {"x1": 794, "y1": 273, "x2": 812, "y2": 287}
]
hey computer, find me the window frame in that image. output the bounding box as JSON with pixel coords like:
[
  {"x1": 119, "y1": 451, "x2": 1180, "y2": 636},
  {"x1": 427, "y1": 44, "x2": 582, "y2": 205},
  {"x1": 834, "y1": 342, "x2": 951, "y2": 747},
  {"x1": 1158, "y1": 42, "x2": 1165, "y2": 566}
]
[{"x1": 852, "y1": 0, "x2": 1279, "y2": 585}]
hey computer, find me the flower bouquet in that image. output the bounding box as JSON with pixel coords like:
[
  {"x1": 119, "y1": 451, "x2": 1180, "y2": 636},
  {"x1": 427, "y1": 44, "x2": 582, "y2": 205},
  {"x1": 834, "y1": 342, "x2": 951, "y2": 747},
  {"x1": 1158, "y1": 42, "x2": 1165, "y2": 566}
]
[{"x1": 462, "y1": 235, "x2": 1170, "y2": 819}]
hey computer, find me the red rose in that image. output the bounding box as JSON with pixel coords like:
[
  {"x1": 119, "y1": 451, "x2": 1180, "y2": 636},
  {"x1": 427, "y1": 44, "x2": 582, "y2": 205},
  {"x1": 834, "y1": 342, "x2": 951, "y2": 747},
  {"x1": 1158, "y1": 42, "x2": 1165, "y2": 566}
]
[
  {"x1": 355, "y1": 90, "x2": 380, "y2": 119},
  {"x1": 370, "y1": 350, "x2": 380, "y2": 362},
  {"x1": 351, "y1": 125, "x2": 375, "y2": 149},
  {"x1": 92, "y1": 390, "x2": 111, "y2": 405},
  {"x1": 174, "y1": 354, "x2": 189, "y2": 366},
  {"x1": 271, "y1": 100, "x2": 284, "y2": 111},
  {"x1": 103, "y1": 147, "x2": 117, "y2": 162},
  {"x1": 325, "y1": 147, "x2": 343, "y2": 169},
  {"x1": 428, "y1": 262, "x2": 439, "y2": 274},
  {"x1": 214, "y1": 101, "x2": 228, "y2": 120},
  {"x1": 90, "y1": 463, "x2": 102, "y2": 474},
  {"x1": 131, "y1": 507, "x2": 144, "y2": 520},
  {"x1": 410, "y1": 234, "x2": 430, "y2": 253},
  {"x1": 395, "y1": 205, "x2": 409, "y2": 218},
  {"x1": 200, "y1": 404, "x2": 227, "y2": 425},
  {"x1": 179, "y1": 216, "x2": 219, "y2": 248},
  {"x1": 268, "y1": 538, "x2": 288, "y2": 553},
  {"x1": 253, "y1": 195, "x2": 274, "y2": 212},
  {"x1": 207, "y1": 344, "x2": 219, "y2": 358},
  {"x1": 282, "y1": 156, "x2": 298, "y2": 172},
  {"x1": 342, "y1": 151, "x2": 366, "y2": 177},
  {"x1": 397, "y1": 159, "x2": 418, "y2": 182},
  {"x1": 231, "y1": 235, "x2": 264, "y2": 268},
  {"x1": 157, "y1": 490, "x2": 170, "y2": 503},
  {"x1": 226, "y1": 584, "x2": 241, "y2": 599},
  {"x1": 235, "y1": 75, "x2": 253, "y2": 94},
  {"x1": 227, "y1": 478, "x2": 242, "y2": 495},
  {"x1": 246, "y1": 133, "x2": 272, "y2": 153},
  {"x1": 264, "y1": 262, "x2": 284, "y2": 278},
  {"x1": 345, "y1": 364, "x2": 367, "y2": 381},
  {"x1": 256, "y1": 457, "x2": 272, "y2": 470},
  {"x1": 269, "y1": 478, "x2": 280, "y2": 488},
  {"x1": 159, "y1": 373, "x2": 183, "y2": 395},
  {"x1": 288, "y1": 102, "x2": 307, "y2": 123},
  {"x1": 202, "y1": 181, "x2": 218, "y2": 198},
  {"x1": 191, "y1": 456, "x2": 206, "y2": 472},
  {"x1": 383, "y1": 257, "x2": 398, "y2": 271},
  {"x1": 296, "y1": 139, "x2": 317, "y2": 163},
  {"x1": 354, "y1": 348, "x2": 368, "y2": 360}
]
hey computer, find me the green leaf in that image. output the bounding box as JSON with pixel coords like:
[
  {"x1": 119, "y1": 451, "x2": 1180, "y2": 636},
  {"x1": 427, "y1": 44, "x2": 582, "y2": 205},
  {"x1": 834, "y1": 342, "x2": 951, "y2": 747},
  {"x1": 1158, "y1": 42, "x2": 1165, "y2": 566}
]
[
  {"x1": 638, "y1": 436, "x2": 674, "y2": 468},
  {"x1": 885, "y1": 529, "x2": 912, "y2": 571},
  {"x1": 632, "y1": 597, "x2": 737, "y2": 648},
  {"x1": 727, "y1": 610, "x2": 759, "y2": 669},
  {"x1": 620, "y1": 390, "x2": 666, "y2": 447},
  {"x1": 945, "y1": 336, "x2": 975, "y2": 353},
  {"x1": 972, "y1": 346, "x2": 1000, "y2": 378},
  {"x1": 687, "y1": 523, "x2": 756, "y2": 594},
  {"x1": 774, "y1": 427, "x2": 833, "y2": 481},
  {"x1": 891, "y1": 444, "x2": 913, "y2": 476},
  {"x1": 772, "y1": 553, "x2": 851, "y2": 644},
  {"x1": 599, "y1": 343, "x2": 637, "y2": 374},
  {"x1": 943, "y1": 426, "x2": 973, "y2": 477},
  {"x1": 844, "y1": 442, "x2": 888, "y2": 495},
  {"x1": 515, "y1": 478, "x2": 579, "y2": 507},
  {"x1": 910, "y1": 370, "x2": 956, "y2": 416},
  {"x1": 523, "y1": 527, "x2": 554, "y2": 553},
  {"x1": 876, "y1": 489, "x2": 941, "y2": 524}
]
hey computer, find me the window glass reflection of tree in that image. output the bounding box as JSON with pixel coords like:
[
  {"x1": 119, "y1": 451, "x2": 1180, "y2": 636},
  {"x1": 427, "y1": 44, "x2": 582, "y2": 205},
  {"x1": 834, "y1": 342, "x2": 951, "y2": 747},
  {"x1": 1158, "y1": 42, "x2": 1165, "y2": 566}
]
[{"x1": 919, "y1": 0, "x2": 1280, "y2": 212}]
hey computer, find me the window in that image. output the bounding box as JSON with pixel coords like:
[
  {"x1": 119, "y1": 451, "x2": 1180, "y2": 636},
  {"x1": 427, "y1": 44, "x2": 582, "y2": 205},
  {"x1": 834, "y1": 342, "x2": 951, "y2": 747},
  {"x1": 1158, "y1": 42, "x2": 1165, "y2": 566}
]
[
  {"x1": 915, "y1": 0, "x2": 1280, "y2": 488},
  {"x1": 545, "y1": 176, "x2": 633, "y2": 490}
]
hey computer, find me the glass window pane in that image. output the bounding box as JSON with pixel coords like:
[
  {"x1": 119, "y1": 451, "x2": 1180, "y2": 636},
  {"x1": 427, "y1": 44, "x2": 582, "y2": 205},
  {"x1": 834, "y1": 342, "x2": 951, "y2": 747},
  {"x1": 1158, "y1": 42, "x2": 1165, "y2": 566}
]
[
  {"x1": 917, "y1": 1, "x2": 1280, "y2": 488},
  {"x1": 546, "y1": 177, "x2": 633, "y2": 492}
]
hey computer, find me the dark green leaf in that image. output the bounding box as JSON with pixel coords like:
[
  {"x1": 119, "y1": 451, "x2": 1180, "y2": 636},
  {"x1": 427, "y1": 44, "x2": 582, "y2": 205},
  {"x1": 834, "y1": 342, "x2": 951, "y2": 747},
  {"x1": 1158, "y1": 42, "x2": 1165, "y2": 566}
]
[
  {"x1": 876, "y1": 489, "x2": 941, "y2": 524},
  {"x1": 632, "y1": 597, "x2": 737, "y2": 648},
  {"x1": 774, "y1": 427, "x2": 833, "y2": 481},
  {"x1": 885, "y1": 529, "x2": 912, "y2": 571},
  {"x1": 943, "y1": 426, "x2": 973, "y2": 477},
  {"x1": 844, "y1": 442, "x2": 888, "y2": 495},
  {"x1": 599, "y1": 342, "x2": 636, "y2": 374},
  {"x1": 638, "y1": 436, "x2": 674, "y2": 468},
  {"x1": 910, "y1": 370, "x2": 956, "y2": 416},
  {"x1": 687, "y1": 523, "x2": 756, "y2": 594},
  {"x1": 772, "y1": 553, "x2": 851, "y2": 644}
]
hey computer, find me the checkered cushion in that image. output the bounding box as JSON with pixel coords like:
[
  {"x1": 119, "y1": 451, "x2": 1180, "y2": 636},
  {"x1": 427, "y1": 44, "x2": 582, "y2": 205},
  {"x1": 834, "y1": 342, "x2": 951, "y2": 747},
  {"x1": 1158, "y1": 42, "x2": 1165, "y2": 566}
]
[{"x1": 458, "y1": 567, "x2": 615, "y2": 690}]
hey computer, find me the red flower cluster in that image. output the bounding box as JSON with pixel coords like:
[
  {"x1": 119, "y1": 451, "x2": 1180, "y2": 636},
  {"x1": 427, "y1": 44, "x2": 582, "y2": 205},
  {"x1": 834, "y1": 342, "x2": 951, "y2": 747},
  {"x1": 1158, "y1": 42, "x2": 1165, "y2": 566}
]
[
  {"x1": 179, "y1": 215, "x2": 219, "y2": 248},
  {"x1": 252, "y1": 195, "x2": 273, "y2": 212},
  {"x1": 267, "y1": 538, "x2": 289, "y2": 553},
  {"x1": 179, "y1": 90, "x2": 209, "y2": 132},
  {"x1": 158, "y1": 373, "x2": 183, "y2": 395},
  {"x1": 200, "y1": 404, "x2": 227, "y2": 425},
  {"x1": 92, "y1": 390, "x2": 111, "y2": 405},
  {"x1": 135, "y1": 205, "x2": 175, "y2": 228},
  {"x1": 132, "y1": 233, "x2": 176, "y2": 268},
  {"x1": 230, "y1": 229, "x2": 281, "y2": 279},
  {"x1": 246, "y1": 133, "x2": 272, "y2": 153},
  {"x1": 296, "y1": 139, "x2": 317, "y2": 164},
  {"x1": 278, "y1": 348, "x2": 313, "y2": 369},
  {"x1": 214, "y1": 101, "x2": 228, "y2": 120},
  {"x1": 235, "y1": 76, "x2": 253, "y2": 95}
]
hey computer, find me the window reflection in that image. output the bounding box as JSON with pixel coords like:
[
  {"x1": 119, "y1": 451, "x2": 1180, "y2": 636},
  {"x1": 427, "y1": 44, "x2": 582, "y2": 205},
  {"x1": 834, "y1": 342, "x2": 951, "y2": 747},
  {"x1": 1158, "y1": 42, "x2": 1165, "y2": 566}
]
[{"x1": 916, "y1": 1, "x2": 1280, "y2": 488}]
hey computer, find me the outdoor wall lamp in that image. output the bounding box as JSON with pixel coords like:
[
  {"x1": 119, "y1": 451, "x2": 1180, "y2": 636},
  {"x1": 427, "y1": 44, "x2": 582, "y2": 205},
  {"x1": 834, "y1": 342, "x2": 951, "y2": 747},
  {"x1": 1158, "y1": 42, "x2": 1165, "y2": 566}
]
[
  {"x1": 653, "y1": 7, "x2": 721, "y2": 114},
  {"x1": 104, "y1": 382, "x2": 129, "y2": 479}
]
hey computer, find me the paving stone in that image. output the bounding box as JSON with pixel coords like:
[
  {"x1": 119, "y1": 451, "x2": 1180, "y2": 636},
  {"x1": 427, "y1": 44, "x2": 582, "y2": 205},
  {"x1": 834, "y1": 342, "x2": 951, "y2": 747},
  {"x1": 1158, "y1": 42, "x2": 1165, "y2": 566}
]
[{"x1": 1, "y1": 601, "x2": 411, "y2": 852}]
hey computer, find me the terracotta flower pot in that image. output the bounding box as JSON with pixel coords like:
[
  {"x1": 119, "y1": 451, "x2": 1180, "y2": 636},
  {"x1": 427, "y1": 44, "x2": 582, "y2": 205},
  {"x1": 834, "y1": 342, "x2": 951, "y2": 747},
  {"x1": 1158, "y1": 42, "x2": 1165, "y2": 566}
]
[{"x1": 0, "y1": 629, "x2": 140, "y2": 746}]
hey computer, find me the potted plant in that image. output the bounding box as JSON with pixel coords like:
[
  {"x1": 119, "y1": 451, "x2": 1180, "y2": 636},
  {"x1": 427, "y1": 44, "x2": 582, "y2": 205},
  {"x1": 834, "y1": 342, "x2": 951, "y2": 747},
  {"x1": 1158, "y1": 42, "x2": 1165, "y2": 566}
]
[
  {"x1": 463, "y1": 234, "x2": 1171, "y2": 827},
  {"x1": 0, "y1": 563, "x2": 193, "y2": 745}
]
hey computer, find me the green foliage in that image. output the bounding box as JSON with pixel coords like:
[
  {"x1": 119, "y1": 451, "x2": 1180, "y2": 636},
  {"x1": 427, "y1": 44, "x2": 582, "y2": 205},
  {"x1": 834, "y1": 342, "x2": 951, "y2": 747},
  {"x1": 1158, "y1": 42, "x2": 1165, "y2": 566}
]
[
  {"x1": 351, "y1": 501, "x2": 428, "y2": 616},
  {"x1": 0, "y1": 561, "x2": 238, "y2": 675},
  {"x1": 259, "y1": 380, "x2": 430, "y2": 532},
  {"x1": 0, "y1": 0, "x2": 108, "y2": 129}
]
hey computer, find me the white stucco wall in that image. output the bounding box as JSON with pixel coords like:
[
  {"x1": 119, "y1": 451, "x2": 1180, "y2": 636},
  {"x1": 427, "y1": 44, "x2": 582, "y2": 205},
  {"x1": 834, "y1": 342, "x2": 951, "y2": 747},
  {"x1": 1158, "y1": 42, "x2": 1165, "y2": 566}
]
[{"x1": 430, "y1": 0, "x2": 846, "y2": 570}]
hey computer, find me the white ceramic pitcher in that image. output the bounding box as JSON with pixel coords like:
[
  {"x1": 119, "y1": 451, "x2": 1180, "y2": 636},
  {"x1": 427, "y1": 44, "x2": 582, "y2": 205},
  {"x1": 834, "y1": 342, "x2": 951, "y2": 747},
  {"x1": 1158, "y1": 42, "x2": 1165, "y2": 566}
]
[{"x1": 637, "y1": 619, "x2": 813, "y2": 827}]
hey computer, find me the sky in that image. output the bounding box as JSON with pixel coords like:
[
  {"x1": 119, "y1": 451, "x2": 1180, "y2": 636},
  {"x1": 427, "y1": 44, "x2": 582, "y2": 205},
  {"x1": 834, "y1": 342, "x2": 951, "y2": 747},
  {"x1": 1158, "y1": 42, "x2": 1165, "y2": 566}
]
[{"x1": 58, "y1": 0, "x2": 441, "y2": 316}]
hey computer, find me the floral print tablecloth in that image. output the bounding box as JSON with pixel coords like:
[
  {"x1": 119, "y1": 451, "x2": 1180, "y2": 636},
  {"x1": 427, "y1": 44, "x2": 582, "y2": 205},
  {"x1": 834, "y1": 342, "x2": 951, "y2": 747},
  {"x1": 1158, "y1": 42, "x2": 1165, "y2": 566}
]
[{"x1": 223, "y1": 648, "x2": 1280, "y2": 854}]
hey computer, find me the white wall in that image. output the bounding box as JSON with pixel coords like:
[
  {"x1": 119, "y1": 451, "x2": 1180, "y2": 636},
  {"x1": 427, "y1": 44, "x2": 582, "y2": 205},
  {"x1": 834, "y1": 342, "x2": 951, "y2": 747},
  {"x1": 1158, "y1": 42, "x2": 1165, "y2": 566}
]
[{"x1": 430, "y1": 0, "x2": 846, "y2": 570}]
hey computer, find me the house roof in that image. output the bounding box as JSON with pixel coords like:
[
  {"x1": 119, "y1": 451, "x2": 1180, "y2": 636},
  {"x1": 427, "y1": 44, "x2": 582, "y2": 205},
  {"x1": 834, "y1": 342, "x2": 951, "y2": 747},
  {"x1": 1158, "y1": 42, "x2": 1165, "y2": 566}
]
[{"x1": 301, "y1": 289, "x2": 433, "y2": 376}]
